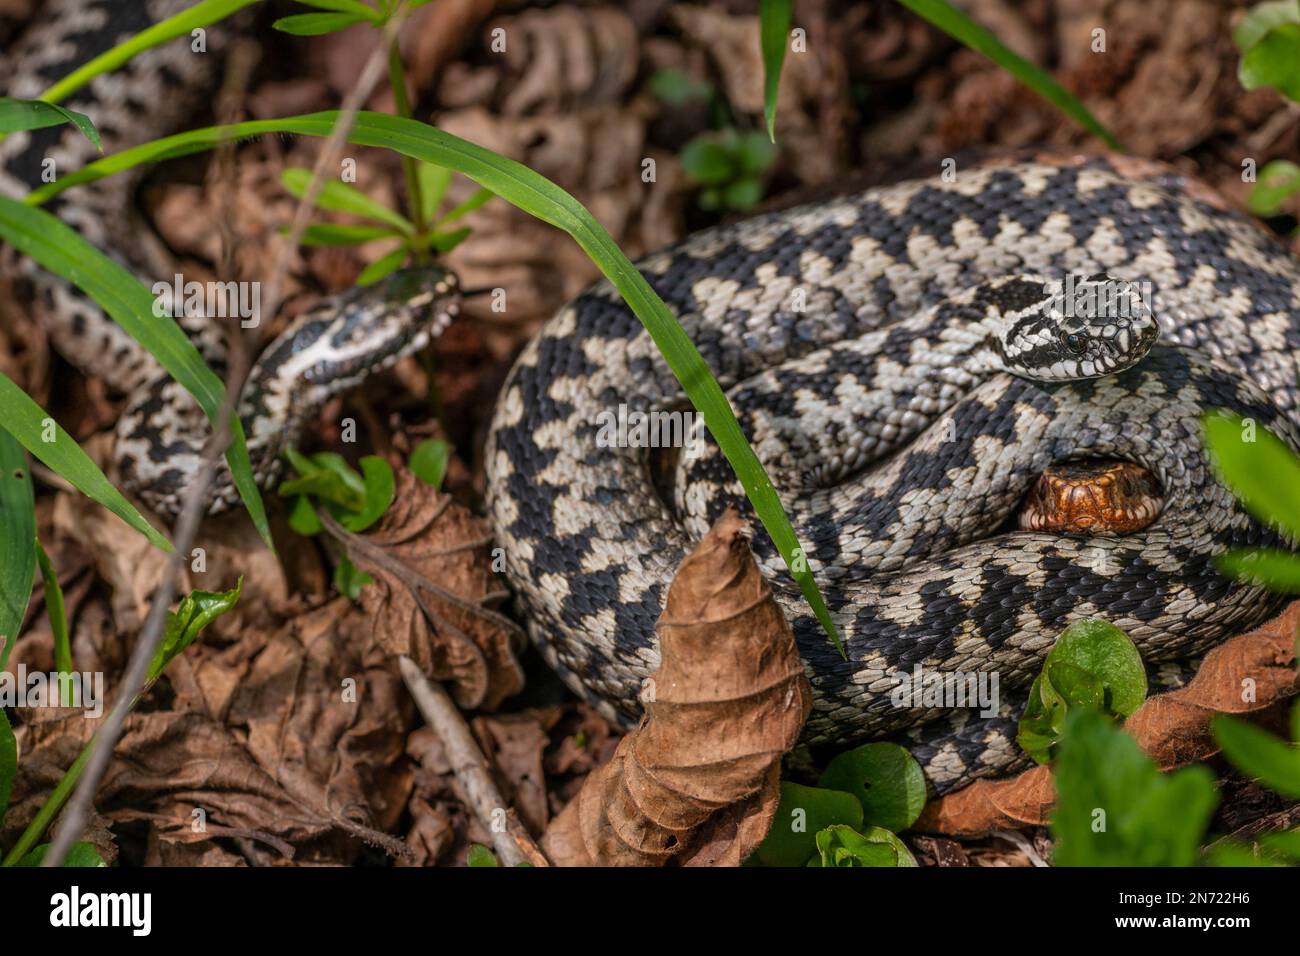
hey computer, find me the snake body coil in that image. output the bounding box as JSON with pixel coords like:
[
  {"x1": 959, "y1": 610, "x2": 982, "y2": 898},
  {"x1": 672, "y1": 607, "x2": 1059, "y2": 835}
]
[
  {"x1": 7, "y1": 2, "x2": 1300, "y2": 793},
  {"x1": 486, "y1": 155, "x2": 1300, "y2": 791}
]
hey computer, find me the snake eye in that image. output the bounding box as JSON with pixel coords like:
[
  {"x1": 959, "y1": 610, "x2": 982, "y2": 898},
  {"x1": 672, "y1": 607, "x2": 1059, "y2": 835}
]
[{"x1": 1065, "y1": 332, "x2": 1087, "y2": 354}]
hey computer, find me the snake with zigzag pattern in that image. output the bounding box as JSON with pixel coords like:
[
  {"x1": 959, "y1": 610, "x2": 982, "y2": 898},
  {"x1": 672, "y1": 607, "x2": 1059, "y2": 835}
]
[{"x1": 5, "y1": 0, "x2": 1299, "y2": 795}]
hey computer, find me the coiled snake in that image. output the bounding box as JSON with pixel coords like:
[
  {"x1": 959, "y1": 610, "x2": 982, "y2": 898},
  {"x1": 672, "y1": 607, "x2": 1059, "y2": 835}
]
[{"x1": 6, "y1": 1, "x2": 1300, "y2": 794}]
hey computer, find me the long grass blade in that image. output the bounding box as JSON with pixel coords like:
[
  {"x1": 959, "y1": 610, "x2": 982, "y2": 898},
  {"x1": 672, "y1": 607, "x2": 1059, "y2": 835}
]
[
  {"x1": 34, "y1": 0, "x2": 264, "y2": 107},
  {"x1": 759, "y1": 0, "x2": 793, "y2": 142},
  {"x1": 27, "y1": 111, "x2": 844, "y2": 652},
  {"x1": 0, "y1": 378, "x2": 171, "y2": 555},
  {"x1": 0, "y1": 197, "x2": 269, "y2": 546},
  {"x1": 0, "y1": 429, "x2": 37, "y2": 670},
  {"x1": 894, "y1": 0, "x2": 1123, "y2": 151}
]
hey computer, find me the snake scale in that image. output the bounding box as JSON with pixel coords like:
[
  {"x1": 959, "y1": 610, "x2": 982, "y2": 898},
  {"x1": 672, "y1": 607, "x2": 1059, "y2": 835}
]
[{"x1": 6, "y1": 1, "x2": 1300, "y2": 794}]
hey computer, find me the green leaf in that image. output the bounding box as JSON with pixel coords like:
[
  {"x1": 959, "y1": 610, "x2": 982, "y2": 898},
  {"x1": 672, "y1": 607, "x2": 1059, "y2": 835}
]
[
  {"x1": 1052, "y1": 708, "x2": 1218, "y2": 866},
  {"x1": 0, "y1": 197, "x2": 269, "y2": 547},
  {"x1": 894, "y1": 0, "x2": 1123, "y2": 151},
  {"x1": 1041, "y1": 659, "x2": 1106, "y2": 717},
  {"x1": 1209, "y1": 827, "x2": 1300, "y2": 866},
  {"x1": 34, "y1": 540, "x2": 73, "y2": 704},
  {"x1": 302, "y1": 451, "x2": 367, "y2": 497},
  {"x1": 759, "y1": 0, "x2": 793, "y2": 141},
  {"x1": 147, "y1": 578, "x2": 243, "y2": 684},
  {"x1": 299, "y1": 223, "x2": 400, "y2": 246},
  {"x1": 0, "y1": 374, "x2": 170, "y2": 553},
  {"x1": 23, "y1": 111, "x2": 845, "y2": 654},
  {"x1": 1017, "y1": 619, "x2": 1146, "y2": 761},
  {"x1": 1213, "y1": 714, "x2": 1300, "y2": 798},
  {"x1": 0, "y1": 708, "x2": 15, "y2": 830},
  {"x1": 1247, "y1": 160, "x2": 1300, "y2": 217},
  {"x1": 735, "y1": 131, "x2": 778, "y2": 176},
  {"x1": 818, "y1": 742, "x2": 927, "y2": 832},
  {"x1": 293, "y1": 0, "x2": 379, "y2": 16},
  {"x1": 435, "y1": 186, "x2": 495, "y2": 226},
  {"x1": 647, "y1": 69, "x2": 713, "y2": 106},
  {"x1": 0, "y1": 98, "x2": 100, "y2": 150},
  {"x1": 417, "y1": 162, "x2": 452, "y2": 224},
  {"x1": 31, "y1": 0, "x2": 262, "y2": 109},
  {"x1": 1042, "y1": 618, "x2": 1147, "y2": 718},
  {"x1": 280, "y1": 449, "x2": 365, "y2": 511},
  {"x1": 811, "y1": 824, "x2": 918, "y2": 867},
  {"x1": 721, "y1": 176, "x2": 765, "y2": 211},
  {"x1": 0, "y1": 429, "x2": 36, "y2": 670},
  {"x1": 1017, "y1": 675, "x2": 1061, "y2": 765},
  {"x1": 1203, "y1": 412, "x2": 1300, "y2": 540},
  {"x1": 1245, "y1": 30, "x2": 1300, "y2": 99},
  {"x1": 1240, "y1": 22, "x2": 1300, "y2": 101},
  {"x1": 426, "y1": 227, "x2": 472, "y2": 253},
  {"x1": 14, "y1": 842, "x2": 106, "y2": 868},
  {"x1": 1216, "y1": 547, "x2": 1300, "y2": 593},
  {"x1": 333, "y1": 556, "x2": 374, "y2": 600},
  {"x1": 466, "y1": 844, "x2": 499, "y2": 867},
  {"x1": 272, "y1": 12, "x2": 368, "y2": 35},
  {"x1": 340, "y1": 455, "x2": 395, "y2": 532},
  {"x1": 754, "y1": 782, "x2": 863, "y2": 866},
  {"x1": 410, "y1": 438, "x2": 451, "y2": 490},
  {"x1": 281, "y1": 167, "x2": 411, "y2": 232},
  {"x1": 287, "y1": 494, "x2": 323, "y2": 535},
  {"x1": 357, "y1": 244, "x2": 410, "y2": 286},
  {"x1": 1234, "y1": 0, "x2": 1300, "y2": 52},
  {"x1": 680, "y1": 135, "x2": 737, "y2": 185}
]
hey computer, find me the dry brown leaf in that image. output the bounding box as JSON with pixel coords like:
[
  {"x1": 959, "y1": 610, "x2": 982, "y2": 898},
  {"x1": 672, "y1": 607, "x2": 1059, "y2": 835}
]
[
  {"x1": 2, "y1": 600, "x2": 416, "y2": 865},
  {"x1": 347, "y1": 468, "x2": 525, "y2": 711},
  {"x1": 917, "y1": 601, "x2": 1300, "y2": 836},
  {"x1": 472, "y1": 713, "x2": 550, "y2": 835},
  {"x1": 540, "y1": 509, "x2": 811, "y2": 866}
]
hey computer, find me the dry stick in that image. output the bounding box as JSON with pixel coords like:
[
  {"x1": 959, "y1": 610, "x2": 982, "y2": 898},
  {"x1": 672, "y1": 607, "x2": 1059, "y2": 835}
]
[
  {"x1": 398, "y1": 656, "x2": 547, "y2": 867},
  {"x1": 42, "y1": 7, "x2": 412, "y2": 867}
]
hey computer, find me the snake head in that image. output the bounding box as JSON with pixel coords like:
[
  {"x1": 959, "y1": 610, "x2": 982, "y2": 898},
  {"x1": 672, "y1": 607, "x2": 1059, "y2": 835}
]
[
  {"x1": 991, "y1": 273, "x2": 1159, "y2": 381},
  {"x1": 256, "y1": 266, "x2": 461, "y2": 403}
]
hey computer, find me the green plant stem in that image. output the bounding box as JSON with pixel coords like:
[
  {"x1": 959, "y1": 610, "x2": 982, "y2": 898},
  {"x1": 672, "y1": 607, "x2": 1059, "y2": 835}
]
[
  {"x1": 1, "y1": 738, "x2": 91, "y2": 866},
  {"x1": 387, "y1": 38, "x2": 428, "y2": 261}
]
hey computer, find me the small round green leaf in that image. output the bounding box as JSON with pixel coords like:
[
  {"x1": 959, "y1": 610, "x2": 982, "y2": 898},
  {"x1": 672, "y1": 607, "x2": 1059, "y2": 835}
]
[{"x1": 818, "y1": 742, "x2": 927, "y2": 832}]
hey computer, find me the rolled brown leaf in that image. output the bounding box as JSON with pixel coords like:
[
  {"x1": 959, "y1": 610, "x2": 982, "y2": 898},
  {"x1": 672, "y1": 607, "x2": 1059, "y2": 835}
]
[
  {"x1": 541, "y1": 509, "x2": 812, "y2": 866},
  {"x1": 916, "y1": 601, "x2": 1300, "y2": 836}
]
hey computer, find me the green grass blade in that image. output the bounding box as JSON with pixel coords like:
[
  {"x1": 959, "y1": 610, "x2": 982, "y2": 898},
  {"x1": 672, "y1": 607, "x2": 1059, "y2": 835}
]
[
  {"x1": 35, "y1": 0, "x2": 263, "y2": 107},
  {"x1": 281, "y1": 167, "x2": 412, "y2": 231},
  {"x1": 759, "y1": 0, "x2": 793, "y2": 142},
  {"x1": 29, "y1": 111, "x2": 843, "y2": 652},
  {"x1": 0, "y1": 98, "x2": 101, "y2": 150},
  {"x1": 894, "y1": 0, "x2": 1123, "y2": 151},
  {"x1": 35, "y1": 540, "x2": 73, "y2": 702},
  {"x1": 0, "y1": 375, "x2": 171, "y2": 553},
  {"x1": 0, "y1": 197, "x2": 269, "y2": 546},
  {"x1": 0, "y1": 429, "x2": 36, "y2": 671}
]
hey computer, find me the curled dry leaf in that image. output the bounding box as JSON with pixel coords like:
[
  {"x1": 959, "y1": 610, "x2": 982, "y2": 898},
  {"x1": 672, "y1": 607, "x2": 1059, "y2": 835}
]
[
  {"x1": 540, "y1": 509, "x2": 811, "y2": 866},
  {"x1": 917, "y1": 601, "x2": 1300, "y2": 836},
  {"x1": 1, "y1": 599, "x2": 415, "y2": 865},
  {"x1": 340, "y1": 468, "x2": 525, "y2": 712}
]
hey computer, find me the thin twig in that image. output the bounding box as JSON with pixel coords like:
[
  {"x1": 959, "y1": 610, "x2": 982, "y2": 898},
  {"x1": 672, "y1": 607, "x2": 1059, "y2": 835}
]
[
  {"x1": 42, "y1": 6, "x2": 413, "y2": 867},
  {"x1": 398, "y1": 656, "x2": 548, "y2": 867}
]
